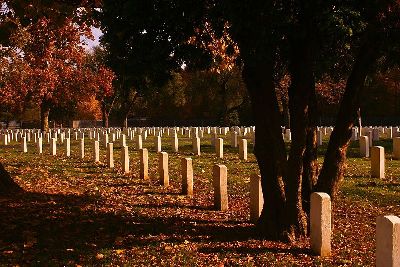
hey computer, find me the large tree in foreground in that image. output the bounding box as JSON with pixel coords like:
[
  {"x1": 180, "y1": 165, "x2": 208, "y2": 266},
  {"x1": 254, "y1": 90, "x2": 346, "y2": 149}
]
[{"x1": 101, "y1": 0, "x2": 400, "y2": 241}]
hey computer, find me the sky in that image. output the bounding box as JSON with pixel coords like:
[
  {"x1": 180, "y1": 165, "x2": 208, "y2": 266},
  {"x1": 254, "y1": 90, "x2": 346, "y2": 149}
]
[{"x1": 82, "y1": 27, "x2": 103, "y2": 50}]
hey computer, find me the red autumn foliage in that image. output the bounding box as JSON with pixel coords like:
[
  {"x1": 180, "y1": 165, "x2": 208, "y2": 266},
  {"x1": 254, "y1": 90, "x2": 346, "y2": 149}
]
[{"x1": 0, "y1": 15, "x2": 115, "y2": 127}]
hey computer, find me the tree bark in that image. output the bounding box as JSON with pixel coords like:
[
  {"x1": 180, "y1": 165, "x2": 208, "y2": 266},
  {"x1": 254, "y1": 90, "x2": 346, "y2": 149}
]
[
  {"x1": 123, "y1": 115, "x2": 128, "y2": 129},
  {"x1": 302, "y1": 91, "x2": 318, "y2": 215},
  {"x1": 0, "y1": 161, "x2": 23, "y2": 196},
  {"x1": 243, "y1": 57, "x2": 289, "y2": 240},
  {"x1": 276, "y1": 1, "x2": 319, "y2": 240},
  {"x1": 40, "y1": 100, "x2": 51, "y2": 132},
  {"x1": 316, "y1": 26, "x2": 381, "y2": 198},
  {"x1": 101, "y1": 102, "x2": 109, "y2": 128},
  {"x1": 284, "y1": 33, "x2": 316, "y2": 240},
  {"x1": 282, "y1": 100, "x2": 290, "y2": 128}
]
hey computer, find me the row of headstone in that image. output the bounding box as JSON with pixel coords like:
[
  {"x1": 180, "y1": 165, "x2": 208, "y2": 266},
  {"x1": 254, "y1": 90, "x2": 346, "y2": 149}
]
[
  {"x1": 1, "y1": 126, "x2": 256, "y2": 144},
  {"x1": 5, "y1": 125, "x2": 400, "y2": 150},
  {"x1": 11, "y1": 130, "x2": 251, "y2": 161},
  {"x1": 279, "y1": 125, "x2": 400, "y2": 144},
  {"x1": 9, "y1": 126, "x2": 400, "y2": 180}
]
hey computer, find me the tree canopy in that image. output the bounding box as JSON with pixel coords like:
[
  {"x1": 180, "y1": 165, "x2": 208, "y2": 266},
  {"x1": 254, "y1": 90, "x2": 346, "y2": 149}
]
[
  {"x1": 100, "y1": 0, "x2": 400, "y2": 241},
  {"x1": 0, "y1": 0, "x2": 114, "y2": 131}
]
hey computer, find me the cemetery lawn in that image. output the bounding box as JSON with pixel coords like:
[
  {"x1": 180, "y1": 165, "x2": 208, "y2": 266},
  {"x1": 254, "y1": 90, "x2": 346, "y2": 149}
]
[{"x1": 0, "y1": 136, "x2": 399, "y2": 266}]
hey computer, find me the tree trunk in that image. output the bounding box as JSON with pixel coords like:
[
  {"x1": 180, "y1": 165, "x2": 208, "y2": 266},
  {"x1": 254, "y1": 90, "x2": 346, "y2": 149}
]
[
  {"x1": 40, "y1": 100, "x2": 51, "y2": 132},
  {"x1": 284, "y1": 30, "x2": 317, "y2": 240},
  {"x1": 102, "y1": 102, "x2": 109, "y2": 128},
  {"x1": 316, "y1": 27, "x2": 381, "y2": 198},
  {"x1": 123, "y1": 115, "x2": 128, "y2": 129},
  {"x1": 243, "y1": 58, "x2": 289, "y2": 240},
  {"x1": 103, "y1": 114, "x2": 109, "y2": 128},
  {"x1": 302, "y1": 91, "x2": 318, "y2": 215},
  {"x1": 271, "y1": 1, "x2": 319, "y2": 240},
  {"x1": 282, "y1": 100, "x2": 290, "y2": 128},
  {"x1": 0, "y1": 161, "x2": 23, "y2": 196}
]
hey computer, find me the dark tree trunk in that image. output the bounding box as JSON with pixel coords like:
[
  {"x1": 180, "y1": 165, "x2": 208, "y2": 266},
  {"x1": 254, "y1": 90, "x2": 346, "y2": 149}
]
[
  {"x1": 123, "y1": 115, "x2": 128, "y2": 129},
  {"x1": 282, "y1": 100, "x2": 290, "y2": 128},
  {"x1": 302, "y1": 91, "x2": 318, "y2": 215},
  {"x1": 275, "y1": 1, "x2": 319, "y2": 240},
  {"x1": 243, "y1": 57, "x2": 289, "y2": 240},
  {"x1": 102, "y1": 102, "x2": 109, "y2": 128},
  {"x1": 284, "y1": 27, "x2": 317, "y2": 240},
  {"x1": 103, "y1": 114, "x2": 109, "y2": 128},
  {"x1": 316, "y1": 27, "x2": 381, "y2": 198},
  {"x1": 40, "y1": 100, "x2": 51, "y2": 132},
  {"x1": 236, "y1": 1, "x2": 319, "y2": 241},
  {"x1": 0, "y1": 161, "x2": 23, "y2": 196}
]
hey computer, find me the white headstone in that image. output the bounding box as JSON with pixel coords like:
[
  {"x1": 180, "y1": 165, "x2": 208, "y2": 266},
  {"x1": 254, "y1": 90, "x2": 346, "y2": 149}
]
[
  {"x1": 122, "y1": 145, "x2": 129, "y2": 174},
  {"x1": 181, "y1": 158, "x2": 193, "y2": 196},
  {"x1": 250, "y1": 174, "x2": 263, "y2": 223},
  {"x1": 371, "y1": 146, "x2": 385, "y2": 179},
  {"x1": 310, "y1": 192, "x2": 331, "y2": 257},
  {"x1": 376, "y1": 215, "x2": 400, "y2": 267},
  {"x1": 158, "y1": 152, "x2": 169, "y2": 186},
  {"x1": 140, "y1": 148, "x2": 149, "y2": 180},
  {"x1": 213, "y1": 164, "x2": 228, "y2": 211}
]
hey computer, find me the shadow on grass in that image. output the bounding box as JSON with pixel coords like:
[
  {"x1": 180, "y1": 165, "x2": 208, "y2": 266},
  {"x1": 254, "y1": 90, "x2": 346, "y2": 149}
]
[
  {"x1": 0, "y1": 190, "x2": 264, "y2": 265},
  {"x1": 198, "y1": 244, "x2": 310, "y2": 256},
  {"x1": 131, "y1": 202, "x2": 213, "y2": 211}
]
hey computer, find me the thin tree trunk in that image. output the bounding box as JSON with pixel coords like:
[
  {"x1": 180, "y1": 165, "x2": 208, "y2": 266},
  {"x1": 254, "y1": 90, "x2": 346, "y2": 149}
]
[
  {"x1": 103, "y1": 113, "x2": 109, "y2": 128},
  {"x1": 282, "y1": 100, "x2": 290, "y2": 128},
  {"x1": 302, "y1": 91, "x2": 318, "y2": 215},
  {"x1": 316, "y1": 27, "x2": 381, "y2": 198},
  {"x1": 123, "y1": 115, "x2": 128, "y2": 129},
  {"x1": 40, "y1": 100, "x2": 50, "y2": 132},
  {"x1": 102, "y1": 102, "x2": 109, "y2": 128}
]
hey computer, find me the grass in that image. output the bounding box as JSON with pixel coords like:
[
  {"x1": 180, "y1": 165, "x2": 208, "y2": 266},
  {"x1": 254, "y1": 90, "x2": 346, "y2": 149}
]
[{"x1": 0, "y1": 130, "x2": 399, "y2": 266}]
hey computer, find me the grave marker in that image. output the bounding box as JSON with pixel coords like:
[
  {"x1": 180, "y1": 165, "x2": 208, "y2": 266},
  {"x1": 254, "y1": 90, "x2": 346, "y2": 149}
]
[
  {"x1": 65, "y1": 138, "x2": 70, "y2": 157},
  {"x1": 21, "y1": 137, "x2": 27, "y2": 153},
  {"x1": 172, "y1": 134, "x2": 179, "y2": 152},
  {"x1": 155, "y1": 136, "x2": 161, "y2": 152},
  {"x1": 393, "y1": 137, "x2": 400, "y2": 160},
  {"x1": 181, "y1": 158, "x2": 193, "y2": 196},
  {"x1": 371, "y1": 146, "x2": 385, "y2": 178},
  {"x1": 376, "y1": 215, "x2": 400, "y2": 267},
  {"x1": 310, "y1": 192, "x2": 331, "y2": 257},
  {"x1": 80, "y1": 139, "x2": 85, "y2": 159},
  {"x1": 250, "y1": 174, "x2": 263, "y2": 223},
  {"x1": 213, "y1": 164, "x2": 228, "y2": 211},
  {"x1": 192, "y1": 137, "x2": 200, "y2": 156},
  {"x1": 239, "y1": 139, "x2": 248, "y2": 160},
  {"x1": 140, "y1": 148, "x2": 149, "y2": 180},
  {"x1": 94, "y1": 141, "x2": 100, "y2": 163},
  {"x1": 122, "y1": 145, "x2": 129, "y2": 173},
  {"x1": 37, "y1": 137, "x2": 43, "y2": 154},
  {"x1": 216, "y1": 138, "x2": 223, "y2": 158},
  {"x1": 158, "y1": 152, "x2": 169, "y2": 186},
  {"x1": 136, "y1": 135, "x2": 143, "y2": 150},
  {"x1": 50, "y1": 138, "x2": 57, "y2": 156},
  {"x1": 359, "y1": 136, "x2": 369, "y2": 157}
]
